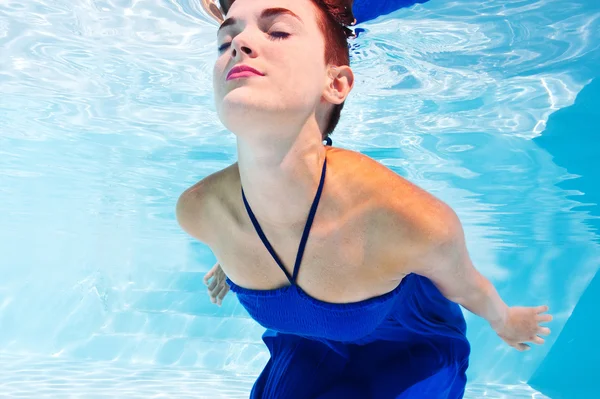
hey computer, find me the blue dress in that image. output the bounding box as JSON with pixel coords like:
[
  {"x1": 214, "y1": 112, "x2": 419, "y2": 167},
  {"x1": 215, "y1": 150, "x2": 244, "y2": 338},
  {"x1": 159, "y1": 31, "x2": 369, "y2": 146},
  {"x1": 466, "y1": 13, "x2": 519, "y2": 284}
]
[{"x1": 226, "y1": 148, "x2": 470, "y2": 398}]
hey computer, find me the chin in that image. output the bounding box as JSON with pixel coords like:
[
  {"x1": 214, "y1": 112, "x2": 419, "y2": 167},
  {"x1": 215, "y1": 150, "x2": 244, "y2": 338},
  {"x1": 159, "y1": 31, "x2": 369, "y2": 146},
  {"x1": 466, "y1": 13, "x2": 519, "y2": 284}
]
[{"x1": 218, "y1": 99, "x2": 289, "y2": 134}]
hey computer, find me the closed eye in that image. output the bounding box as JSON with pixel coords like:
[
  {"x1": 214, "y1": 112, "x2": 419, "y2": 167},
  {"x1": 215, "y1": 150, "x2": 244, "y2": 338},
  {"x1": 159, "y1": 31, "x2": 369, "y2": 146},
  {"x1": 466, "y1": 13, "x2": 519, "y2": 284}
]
[
  {"x1": 218, "y1": 32, "x2": 291, "y2": 52},
  {"x1": 269, "y1": 31, "x2": 290, "y2": 39}
]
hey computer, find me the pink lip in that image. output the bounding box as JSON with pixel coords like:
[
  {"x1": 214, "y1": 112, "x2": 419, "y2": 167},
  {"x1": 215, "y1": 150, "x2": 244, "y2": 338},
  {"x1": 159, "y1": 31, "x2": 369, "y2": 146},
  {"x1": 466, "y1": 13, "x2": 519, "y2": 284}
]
[{"x1": 227, "y1": 65, "x2": 264, "y2": 81}]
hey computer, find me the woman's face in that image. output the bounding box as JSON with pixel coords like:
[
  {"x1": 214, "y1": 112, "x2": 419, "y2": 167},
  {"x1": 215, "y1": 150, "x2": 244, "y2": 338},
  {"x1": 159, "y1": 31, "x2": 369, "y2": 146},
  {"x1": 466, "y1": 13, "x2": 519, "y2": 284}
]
[{"x1": 213, "y1": 0, "x2": 330, "y2": 137}]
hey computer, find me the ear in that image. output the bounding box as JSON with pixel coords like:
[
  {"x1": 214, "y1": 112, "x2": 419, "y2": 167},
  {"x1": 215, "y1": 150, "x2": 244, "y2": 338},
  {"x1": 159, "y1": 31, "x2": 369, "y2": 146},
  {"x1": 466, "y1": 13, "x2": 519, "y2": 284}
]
[
  {"x1": 323, "y1": 65, "x2": 354, "y2": 105},
  {"x1": 201, "y1": 0, "x2": 225, "y2": 22}
]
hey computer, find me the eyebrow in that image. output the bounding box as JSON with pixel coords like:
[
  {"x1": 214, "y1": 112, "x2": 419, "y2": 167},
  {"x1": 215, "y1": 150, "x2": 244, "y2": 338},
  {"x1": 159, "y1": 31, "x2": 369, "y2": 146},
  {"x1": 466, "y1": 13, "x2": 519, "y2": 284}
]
[{"x1": 217, "y1": 7, "x2": 303, "y2": 34}]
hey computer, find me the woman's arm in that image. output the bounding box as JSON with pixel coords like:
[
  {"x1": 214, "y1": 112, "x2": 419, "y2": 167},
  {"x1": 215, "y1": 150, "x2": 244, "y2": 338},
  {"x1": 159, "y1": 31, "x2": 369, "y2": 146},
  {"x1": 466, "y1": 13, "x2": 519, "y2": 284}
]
[
  {"x1": 176, "y1": 170, "x2": 228, "y2": 246},
  {"x1": 406, "y1": 203, "x2": 552, "y2": 351}
]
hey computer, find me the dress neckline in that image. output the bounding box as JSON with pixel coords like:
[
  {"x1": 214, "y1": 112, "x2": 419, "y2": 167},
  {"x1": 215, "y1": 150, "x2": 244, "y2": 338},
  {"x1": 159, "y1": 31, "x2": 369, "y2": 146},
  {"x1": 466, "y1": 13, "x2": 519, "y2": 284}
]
[{"x1": 225, "y1": 275, "x2": 408, "y2": 310}]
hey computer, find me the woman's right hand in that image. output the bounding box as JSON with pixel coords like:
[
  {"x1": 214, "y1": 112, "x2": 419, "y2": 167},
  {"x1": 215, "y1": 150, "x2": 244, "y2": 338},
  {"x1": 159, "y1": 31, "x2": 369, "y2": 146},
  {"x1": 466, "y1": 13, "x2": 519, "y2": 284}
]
[{"x1": 203, "y1": 262, "x2": 230, "y2": 307}]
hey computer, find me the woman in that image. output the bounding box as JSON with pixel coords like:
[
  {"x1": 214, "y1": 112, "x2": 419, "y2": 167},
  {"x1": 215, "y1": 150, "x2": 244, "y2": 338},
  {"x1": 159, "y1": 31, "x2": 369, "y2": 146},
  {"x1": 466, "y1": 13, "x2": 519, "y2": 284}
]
[{"x1": 178, "y1": 0, "x2": 552, "y2": 397}]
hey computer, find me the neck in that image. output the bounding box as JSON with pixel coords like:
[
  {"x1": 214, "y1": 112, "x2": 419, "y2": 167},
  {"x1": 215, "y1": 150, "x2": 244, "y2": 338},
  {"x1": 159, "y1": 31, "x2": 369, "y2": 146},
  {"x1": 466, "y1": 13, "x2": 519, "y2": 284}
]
[{"x1": 236, "y1": 124, "x2": 327, "y2": 228}]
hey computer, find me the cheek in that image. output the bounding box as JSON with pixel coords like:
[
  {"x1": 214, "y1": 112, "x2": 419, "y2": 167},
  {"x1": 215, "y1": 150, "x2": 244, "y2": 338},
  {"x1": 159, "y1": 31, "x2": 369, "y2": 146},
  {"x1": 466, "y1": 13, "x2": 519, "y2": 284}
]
[
  {"x1": 276, "y1": 46, "x2": 324, "y2": 89},
  {"x1": 212, "y1": 59, "x2": 226, "y2": 96},
  {"x1": 297, "y1": 40, "x2": 326, "y2": 79},
  {"x1": 298, "y1": 60, "x2": 327, "y2": 99}
]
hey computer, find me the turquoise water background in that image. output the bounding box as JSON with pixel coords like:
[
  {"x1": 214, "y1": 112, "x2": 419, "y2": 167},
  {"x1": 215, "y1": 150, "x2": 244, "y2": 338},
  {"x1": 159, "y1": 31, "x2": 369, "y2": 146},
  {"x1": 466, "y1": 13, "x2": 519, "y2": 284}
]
[{"x1": 1, "y1": 0, "x2": 599, "y2": 397}]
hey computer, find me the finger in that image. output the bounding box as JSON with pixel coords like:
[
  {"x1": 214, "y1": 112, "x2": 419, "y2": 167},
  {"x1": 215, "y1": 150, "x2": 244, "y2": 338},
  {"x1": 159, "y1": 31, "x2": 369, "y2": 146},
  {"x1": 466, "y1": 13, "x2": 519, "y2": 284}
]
[
  {"x1": 514, "y1": 343, "x2": 530, "y2": 352},
  {"x1": 208, "y1": 284, "x2": 221, "y2": 303},
  {"x1": 536, "y1": 314, "x2": 553, "y2": 323},
  {"x1": 531, "y1": 336, "x2": 545, "y2": 345},
  {"x1": 208, "y1": 276, "x2": 219, "y2": 291},
  {"x1": 218, "y1": 284, "x2": 229, "y2": 299},
  {"x1": 217, "y1": 285, "x2": 230, "y2": 306},
  {"x1": 203, "y1": 269, "x2": 215, "y2": 286},
  {"x1": 210, "y1": 280, "x2": 222, "y2": 294},
  {"x1": 537, "y1": 327, "x2": 551, "y2": 336},
  {"x1": 207, "y1": 290, "x2": 216, "y2": 303},
  {"x1": 212, "y1": 285, "x2": 225, "y2": 303},
  {"x1": 536, "y1": 305, "x2": 549, "y2": 314}
]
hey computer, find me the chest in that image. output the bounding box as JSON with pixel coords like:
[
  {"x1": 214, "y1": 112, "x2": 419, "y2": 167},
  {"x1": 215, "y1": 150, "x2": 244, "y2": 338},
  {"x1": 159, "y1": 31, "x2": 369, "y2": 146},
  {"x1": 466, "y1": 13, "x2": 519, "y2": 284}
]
[{"x1": 212, "y1": 215, "x2": 403, "y2": 304}]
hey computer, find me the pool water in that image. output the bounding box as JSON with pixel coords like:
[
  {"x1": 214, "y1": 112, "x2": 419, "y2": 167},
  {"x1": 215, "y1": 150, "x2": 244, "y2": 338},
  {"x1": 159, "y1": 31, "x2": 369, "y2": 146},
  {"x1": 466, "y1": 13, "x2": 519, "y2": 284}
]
[
  {"x1": 0, "y1": 354, "x2": 551, "y2": 399},
  {"x1": 1, "y1": 0, "x2": 599, "y2": 398}
]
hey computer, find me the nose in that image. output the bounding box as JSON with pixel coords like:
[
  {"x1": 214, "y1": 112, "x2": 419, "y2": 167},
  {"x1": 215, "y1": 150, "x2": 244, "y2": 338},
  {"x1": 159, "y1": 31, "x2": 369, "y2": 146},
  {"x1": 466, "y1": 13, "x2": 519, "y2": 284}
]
[
  {"x1": 231, "y1": 45, "x2": 252, "y2": 58},
  {"x1": 230, "y1": 34, "x2": 254, "y2": 59}
]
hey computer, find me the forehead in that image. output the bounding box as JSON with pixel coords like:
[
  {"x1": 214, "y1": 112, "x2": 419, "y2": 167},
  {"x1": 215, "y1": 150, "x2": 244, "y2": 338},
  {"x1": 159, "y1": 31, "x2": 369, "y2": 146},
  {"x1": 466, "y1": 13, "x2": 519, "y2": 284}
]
[{"x1": 226, "y1": 0, "x2": 315, "y2": 19}]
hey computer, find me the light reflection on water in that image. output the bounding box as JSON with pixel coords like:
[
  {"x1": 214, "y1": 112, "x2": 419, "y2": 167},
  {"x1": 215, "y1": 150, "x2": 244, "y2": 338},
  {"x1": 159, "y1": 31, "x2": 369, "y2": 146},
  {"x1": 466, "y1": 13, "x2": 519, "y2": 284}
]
[
  {"x1": 0, "y1": 355, "x2": 549, "y2": 399},
  {"x1": 1, "y1": 0, "x2": 599, "y2": 397}
]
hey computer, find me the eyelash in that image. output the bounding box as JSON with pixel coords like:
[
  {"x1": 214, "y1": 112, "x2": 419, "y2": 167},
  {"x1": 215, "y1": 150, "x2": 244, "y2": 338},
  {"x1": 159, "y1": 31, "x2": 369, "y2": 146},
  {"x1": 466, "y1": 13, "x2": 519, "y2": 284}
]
[{"x1": 218, "y1": 31, "x2": 290, "y2": 52}]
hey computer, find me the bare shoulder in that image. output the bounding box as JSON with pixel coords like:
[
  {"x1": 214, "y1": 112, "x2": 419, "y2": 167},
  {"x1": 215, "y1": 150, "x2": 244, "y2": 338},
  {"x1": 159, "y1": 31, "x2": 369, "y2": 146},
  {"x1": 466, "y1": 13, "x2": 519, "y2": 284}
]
[
  {"x1": 329, "y1": 148, "x2": 461, "y2": 268},
  {"x1": 176, "y1": 163, "x2": 240, "y2": 244},
  {"x1": 330, "y1": 147, "x2": 455, "y2": 224},
  {"x1": 381, "y1": 174, "x2": 463, "y2": 275}
]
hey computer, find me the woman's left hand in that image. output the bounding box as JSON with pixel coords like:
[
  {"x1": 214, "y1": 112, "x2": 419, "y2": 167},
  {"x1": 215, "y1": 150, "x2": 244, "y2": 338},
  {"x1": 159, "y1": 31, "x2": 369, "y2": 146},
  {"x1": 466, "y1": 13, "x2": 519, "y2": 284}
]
[{"x1": 493, "y1": 305, "x2": 552, "y2": 351}]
